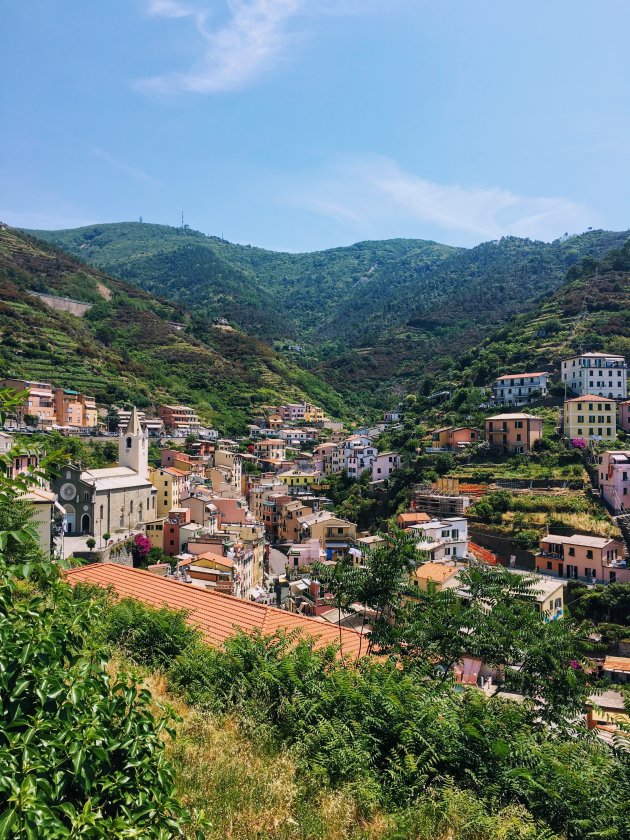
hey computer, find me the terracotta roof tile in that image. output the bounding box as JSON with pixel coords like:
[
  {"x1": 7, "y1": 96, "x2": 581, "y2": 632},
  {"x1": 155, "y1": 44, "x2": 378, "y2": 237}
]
[{"x1": 65, "y1": 563, "x2": 364, "y2": 657}]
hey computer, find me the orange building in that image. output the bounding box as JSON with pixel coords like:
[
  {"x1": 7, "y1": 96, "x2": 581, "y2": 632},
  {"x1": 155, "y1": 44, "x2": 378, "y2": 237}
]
[
  {"x1": 158, "y1": 404, "x2": 200, "y2": 432},
  {"x1": 53, "y1": 388, "x2": 98, "y2": 428},
  {"x1": 536, "y1": 533, "x2": 628, "y2": 585},
  {"x1": 485, "y1": 413, "x2": 542, "y2": 453},
  {"x1": 0, "y1": 378, "x2": 56, "y2": 425},
  {"x1": 431, "y1": 426, "x2": 478, "y2": 450}
]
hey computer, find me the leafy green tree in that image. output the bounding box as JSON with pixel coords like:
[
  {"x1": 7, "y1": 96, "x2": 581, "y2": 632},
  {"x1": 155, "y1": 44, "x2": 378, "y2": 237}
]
[
  {"x1": 382, "y1": 566, "x2": 588, "y2": 726},
  {"x1": 0, "y1": 389, "x2": 201, "y2": 836}
]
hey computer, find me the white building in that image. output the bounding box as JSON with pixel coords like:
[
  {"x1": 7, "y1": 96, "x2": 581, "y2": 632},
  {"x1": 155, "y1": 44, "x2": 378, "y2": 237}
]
[
  {"x1": 53, "y1": 408, "x2": 157, "y2": 537},
  {"x1": 346, "y1": 445, "x2": 377, "y2": 479},
  {"x1": 491, "y1": 372, "x2": 548, "y2": 405},
  {"x1": 410, "y1": 517, "x2": 469, "y2": 559},
  {"x1": 371, "y1": 451, "x2": 401, "y2": 482},
  {"x1": 561, "y1": 353, "x2": 627, "y2": 400}
]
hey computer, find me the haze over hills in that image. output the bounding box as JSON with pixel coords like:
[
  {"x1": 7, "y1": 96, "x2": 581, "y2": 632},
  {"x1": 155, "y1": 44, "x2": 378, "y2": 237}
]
[{"x1": 0, "y1": 227, "x2": 348, "y2": 432}]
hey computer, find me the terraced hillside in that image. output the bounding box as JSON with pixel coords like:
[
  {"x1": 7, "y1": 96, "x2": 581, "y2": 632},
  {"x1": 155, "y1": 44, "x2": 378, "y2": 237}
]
[
  {"x1": 0, "y1": 228, "x2": 348, "y2": 432},
  {"x1": 451, "y1": 237, "x2": 630, "y2": 390}
]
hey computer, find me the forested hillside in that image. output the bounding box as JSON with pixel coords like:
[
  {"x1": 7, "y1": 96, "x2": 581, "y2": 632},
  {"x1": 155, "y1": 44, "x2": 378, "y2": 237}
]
[
  {"x1": 30, "y1": 222, "x2": 628, "y2": 404},
  {"x1": 448, "y1": 236, "x2": 630, "y2": 392},
  {"x1": 0, "y1": 227, "x2": 348, "y2": 431}
]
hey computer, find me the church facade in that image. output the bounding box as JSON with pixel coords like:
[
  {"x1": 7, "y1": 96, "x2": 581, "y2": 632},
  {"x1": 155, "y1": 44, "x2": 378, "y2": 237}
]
[{"x1": 54, "y1": 408, "x2": 157, "y2": 537}]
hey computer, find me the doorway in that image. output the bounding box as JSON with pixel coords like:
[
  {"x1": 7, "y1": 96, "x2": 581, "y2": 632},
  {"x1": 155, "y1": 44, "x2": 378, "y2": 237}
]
[{"x1": 81, "y1": 513, "x2": 91, "y2": 534}]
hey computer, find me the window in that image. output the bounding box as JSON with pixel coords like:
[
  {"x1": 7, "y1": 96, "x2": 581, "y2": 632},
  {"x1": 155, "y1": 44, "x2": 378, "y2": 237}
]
[
  {"x1": 554, "y1": 598, "x2": 562, "y2": 609},
  {"x1": 99, "y1": 505, "x2": 103, "y2": 520},
  {"x1": 586, "y1": 550, "x2": 593, "y2": 560},
  {"x1": 568, "y1": 547, "x2": 575, "y2": 557},
  {"x1": 83, "y1": 491, "x2": 89, "y2": 502},
  {"x1": 546, "y1": 561, "x2": 553, "y2": 570},
  {"x1": 129, "y1": 500, "x2": 133, "y2": 514},
  {"x1": 126, "y1": 436, "x2": 132, "y2": 449}
]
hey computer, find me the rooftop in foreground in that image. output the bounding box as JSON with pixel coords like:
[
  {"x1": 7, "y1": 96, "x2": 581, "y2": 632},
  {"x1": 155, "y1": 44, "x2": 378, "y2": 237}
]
[{"x1": 65, "y1": 563, "x2": 365, "y2": 657}]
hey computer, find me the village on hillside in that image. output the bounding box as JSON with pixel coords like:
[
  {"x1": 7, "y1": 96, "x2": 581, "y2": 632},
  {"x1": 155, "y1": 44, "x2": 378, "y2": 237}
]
[{"x1": 2, "y1": 348, "x2": 630, "y2": 739}]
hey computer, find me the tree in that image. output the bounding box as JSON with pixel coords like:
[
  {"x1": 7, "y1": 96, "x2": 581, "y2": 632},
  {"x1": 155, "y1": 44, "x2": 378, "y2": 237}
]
[
  {"x1": 0, "y1": 388, "x2": 200, "y2": 836},
  {"x1": 86, "y1": 536, "x2": 96, "y2": 555},
  {"x1": 381, "y1": 565, "x2": 588, "y2": 726},
  {"x1": 23, "y1": 413, "x2": 39, "y2": 428}
]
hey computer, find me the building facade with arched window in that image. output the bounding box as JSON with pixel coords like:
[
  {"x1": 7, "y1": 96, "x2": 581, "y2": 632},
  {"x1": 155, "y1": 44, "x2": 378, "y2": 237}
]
[{"x1": 52, "y1": 408, "x2": 156, "y2": 537}]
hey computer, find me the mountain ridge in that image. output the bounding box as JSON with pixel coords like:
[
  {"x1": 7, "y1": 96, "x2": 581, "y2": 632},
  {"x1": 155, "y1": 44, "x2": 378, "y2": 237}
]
[
  {"x1": 0, "y1": 227, "x2": 349, "y2": 431},
  {"x1": 27, "y1": 222, "x2": 630, "y2": 404}
]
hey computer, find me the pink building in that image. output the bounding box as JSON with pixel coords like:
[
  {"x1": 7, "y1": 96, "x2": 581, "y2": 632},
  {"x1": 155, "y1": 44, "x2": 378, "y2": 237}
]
[
  {"x1": 277, "y1": 403, "x2": 306, "y2": 423},
  {"x1": 371, "y1": 452, "x2": 401, "y2": 481},
  {"x1": 619, "y1": 401, "x2": 630, "y2": 433},
  {"x1": 210, "y1": 497, "x2": 252, "y2": 525},
  {"x1": 599, "y1": 451, "x2": 630, "y2": 514},
  {"x1": 536, "y1": 533, "x2": 628, "y2": 585}
]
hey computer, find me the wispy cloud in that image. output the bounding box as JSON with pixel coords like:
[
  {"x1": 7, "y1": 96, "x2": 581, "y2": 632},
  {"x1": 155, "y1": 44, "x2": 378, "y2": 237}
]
[
  {"x1": 86, "y1": 143, "x2": 163, "y2": 186},
  {"x1": 283, "y1": 154, "x2": 597, "y2": 244},
  {"x1": 136, "y1": 0, "x2": 306, "y2": 95}
]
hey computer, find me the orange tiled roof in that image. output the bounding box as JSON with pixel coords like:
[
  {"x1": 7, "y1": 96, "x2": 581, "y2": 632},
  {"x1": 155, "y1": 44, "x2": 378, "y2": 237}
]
[
  {"x1": 64, "y1": 563, "x2": 365, "y2": 657},
  {"x1": 604, "y1": 656, "x2": 630, "y2": 674},
  {"x1": 398, "y1": 512, "x2": 431, "y2": 524}
]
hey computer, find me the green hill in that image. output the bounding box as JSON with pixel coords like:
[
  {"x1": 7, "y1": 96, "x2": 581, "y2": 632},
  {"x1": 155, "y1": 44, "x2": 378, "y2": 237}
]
[
  {"x1": 450, "y1": 236, "x2": 630, "y2": 391},
  {"x1": 0, "y1": 227, "x2": 349, "y2": 432},
  {"x1": 29, "y1": 222, "x2": 628, "y2": 403}
]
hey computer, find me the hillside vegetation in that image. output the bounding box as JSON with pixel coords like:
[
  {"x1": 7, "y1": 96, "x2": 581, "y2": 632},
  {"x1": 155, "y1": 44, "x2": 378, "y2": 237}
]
[
  {"x1": 29, "y1": 222, "x2": 629, "y2": 403},
  {"x1": 449, "y1": 236, "x2": 630, "y2": 392},
  {"x1": 0, "y1": 228, "x2": 348, "y2": 432}
]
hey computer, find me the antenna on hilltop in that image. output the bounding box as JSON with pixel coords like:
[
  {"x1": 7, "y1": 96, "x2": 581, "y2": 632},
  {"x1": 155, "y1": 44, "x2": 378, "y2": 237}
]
[{"x1": 181, "y1": 211, "x2": 184, "y2": 229}]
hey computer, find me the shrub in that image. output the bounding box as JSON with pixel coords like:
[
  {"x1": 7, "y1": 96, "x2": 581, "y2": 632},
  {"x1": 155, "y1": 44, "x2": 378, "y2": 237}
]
[{"x1": 102, "y1": 597, "x2": 199, "y2": 669}]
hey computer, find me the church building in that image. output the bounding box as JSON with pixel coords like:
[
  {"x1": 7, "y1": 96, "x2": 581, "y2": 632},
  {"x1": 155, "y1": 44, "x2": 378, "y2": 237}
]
[{"x1": 54, "y1": 408, "x2": 157, "y2": 537}]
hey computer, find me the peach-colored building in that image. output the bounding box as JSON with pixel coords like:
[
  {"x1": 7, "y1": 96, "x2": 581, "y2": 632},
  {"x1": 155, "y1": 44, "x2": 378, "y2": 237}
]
[
  {"x1": 158, "y1": 404, "x2": 200, "y2": 433},
  {"x1": 253, "y1": 438, "x2": 286, "y2": 462},
  {"x1": 53, "y1": 388, "x2": 98, "y2": 428},
  {"x1": 485, "y1": 413, "x2": 543, "y2": 453},
  {"x1": 0, "y1": 378, "x2": 56, "y2": 426},
  {"x1": 536, "y1": 533, "x2": 628, "y2": 585},
  {"x1": 431, "y1": 427, "x2": 478, "y2": 450},
  {"x1": 619, "y1": 400, "x2": 630, "y2": 433},
  {"x1": 598, "y1": 450, "x2": 630, "y2": 514}
]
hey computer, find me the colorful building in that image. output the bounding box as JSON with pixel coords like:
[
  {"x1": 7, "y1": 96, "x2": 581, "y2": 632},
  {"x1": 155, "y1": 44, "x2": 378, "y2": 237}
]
[
  {"x1": 371, "y1": 451, "x2": 401, "y2": 481},
  {"x1": 598, "y1": 450, "x2": 630, "y2": 514},
  {"x1": 430, "y1": 427, "x2": 478, "y2": 450},
  {"x1": 564, "y1": 395, "x2": 616, "y2": 441},
  {"x1": 0, "y1": 378, "x2": 55, "y2": 426},
  {"x1": 296, "y1": 510, "x2": 357, "y2": 561},
  {"x1": 157, "y1": 404, "x2": 200, "y2": 433},
  {"x1": 536, "y1": 533, "x2": 628, "y2": 585},
  {"x1": 485, "y1": 413, "x2": 543, "y2": 453}
]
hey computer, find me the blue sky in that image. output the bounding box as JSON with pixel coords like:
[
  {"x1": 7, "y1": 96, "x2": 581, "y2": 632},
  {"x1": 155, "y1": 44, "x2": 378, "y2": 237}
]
[{"x1": 2, "y1": 0, "x2": 629, "y2": 252}]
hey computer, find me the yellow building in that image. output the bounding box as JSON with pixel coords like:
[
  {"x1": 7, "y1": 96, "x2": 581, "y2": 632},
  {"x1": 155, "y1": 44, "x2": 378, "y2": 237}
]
[
  {"x1": 148, "y1": 466, "x2": 186, "y2": 517},
  {"x1": 410, "y1": 562, "x2": 460, "y2": 592},
  {"x1": 564, "y1": 395, "x2": 616, "y2": 441},
  {"x1": 277, "y1": 469, "x2": 318, "y2": 490},
  {"x1": 144, "y1": 517, "x2": 166, "y2": 549},
  {"x1": 303, "y1": 403, "x2": 326, "y2": 424},
  {"x1": 296, "y1": 510, "x2": 357, "y2": 561}
]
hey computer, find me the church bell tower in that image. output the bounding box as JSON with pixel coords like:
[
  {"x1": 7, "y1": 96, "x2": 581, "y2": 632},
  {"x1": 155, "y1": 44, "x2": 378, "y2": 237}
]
[{"x1": 118, "y1": 406, "x2": 148, "y2": 479}]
